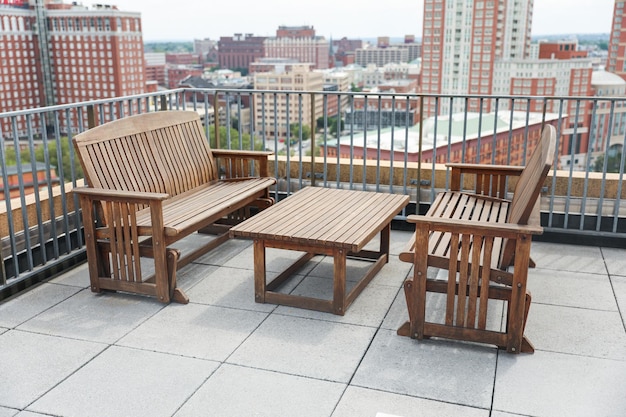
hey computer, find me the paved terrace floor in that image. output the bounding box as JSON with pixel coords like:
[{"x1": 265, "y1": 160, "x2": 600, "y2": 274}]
[{"x1": 0, "y1": 231, "x2": 625, "y2": 417}]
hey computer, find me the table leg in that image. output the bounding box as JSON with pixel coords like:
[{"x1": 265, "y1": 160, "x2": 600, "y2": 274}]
[
  {"x1": 253, "y1": 239, "x2": 266, "y2": 303},
  {"x1": 381, "y1": 223, "x2": 390, "y2": 263},
  {"x1": 333, "y1": 248, "x2": 347, "y2": 315}
]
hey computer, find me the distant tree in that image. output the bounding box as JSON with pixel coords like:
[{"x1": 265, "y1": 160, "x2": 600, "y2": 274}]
[
  {"x1": 350, "y1": 83, "x2": 362, "y2": 92},
  {"x1": 315, "y1": 116, "x2": 344, "y2": 136},
  {"x1": 208, "y1": 125, "x2": 263, "y2": 151},
  {"x1": 289, "y1": 123, "x2": 311, "y2": 142},
  {"x1": 3, "y1": 137, "x2": 83, "y2": 179},
  {"x1": 593, "y1": 149, "x2": 624, "y2": 173}
]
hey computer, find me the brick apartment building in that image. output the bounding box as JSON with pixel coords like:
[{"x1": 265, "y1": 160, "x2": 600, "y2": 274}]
[
  {"x1": 217, "y1": 33, "x2": 266, "y2": 73},
  {"x1": 0, "y1": 0, "x2": 145, "y2": 135}
]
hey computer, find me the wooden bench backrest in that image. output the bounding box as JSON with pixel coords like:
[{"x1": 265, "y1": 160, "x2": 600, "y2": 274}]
[
  {"x1": 73, "y1": 111, "x2": 218, "y2": 197},
  {"x1": 499, "y1": 124, "x2": 556, "y2": 268}
]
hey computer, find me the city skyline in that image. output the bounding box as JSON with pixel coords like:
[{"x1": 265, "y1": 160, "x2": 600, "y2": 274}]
[{"x1": 110, "y1": 0, "x2": 615, "y2": 42}]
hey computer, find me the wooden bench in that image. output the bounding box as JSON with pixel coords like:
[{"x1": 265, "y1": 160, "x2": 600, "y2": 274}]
[
  {"x1": 73, "y1": 110, "x2": 276, "y2": 304},
  {"x1": 397, "y1": 124, "x2": 556, "y2": 353}
]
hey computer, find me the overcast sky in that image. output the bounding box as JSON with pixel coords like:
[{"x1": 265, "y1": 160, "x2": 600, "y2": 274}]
[{"x1": 107, "y1": 0, "x2": 615, "y2": 42}]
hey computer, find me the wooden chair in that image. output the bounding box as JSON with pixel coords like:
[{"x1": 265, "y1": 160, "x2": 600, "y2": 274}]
[{"x1": 398, "y1": 124, "x2": 557, "y2": 353}]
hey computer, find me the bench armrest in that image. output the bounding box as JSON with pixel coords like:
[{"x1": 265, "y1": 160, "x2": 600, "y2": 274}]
[
  {"x1": 73, "y1": 187, "x2": 170, "y2": 202},
  {"x1": 212, "y1": 149, "x2": 274, "y2": 178}
]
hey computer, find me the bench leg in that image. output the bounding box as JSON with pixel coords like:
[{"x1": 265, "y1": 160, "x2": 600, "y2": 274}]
[
  {"x1": 333, "y1": 248, "x2": 347, "y2": 315},
  {"x1": 166, "y1": 248, "x2": 189, "y2": 304}
]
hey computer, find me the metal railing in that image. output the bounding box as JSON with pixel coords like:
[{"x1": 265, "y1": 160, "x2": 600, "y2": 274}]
[{"x1": 0, "y1": 88, "x2": 624, "y2": 298}]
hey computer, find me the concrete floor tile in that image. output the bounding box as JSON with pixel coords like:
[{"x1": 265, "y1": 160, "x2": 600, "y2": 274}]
[
  {"x1": 171, "y1": 262, "x2": 220, "y2": 293},
  {"x1": 0, "y1": 283, "x2": 80, "y2": 328},
  {"x1": 0, "y1": 330, "x2": 104, "y2": 409},
  {"x1": 228, "y1": 314, "x2": 376, "y2": 383},
  {"x1": 530, "y1": 242, "x2": 606, "y2": 274},
  {"x1": 332, "y1": 386, "x2": 489, "y2": 417},
  {"x1": 602, "y1": 247, "x2": 626, "y2": 277},
  {"x1": 14, "y1": 412, "x2": 50, "y2": 417},
  {"x1": 389, "y1": 230, "x2": 414, "y2": 256},
  {"x1": 526, "y1": 303, "x2": 626, "y2": 360},
  {"x1": 49, "y1": 262, "x2": 91, "y2": 288},
  {"x1": 370, "y1": 257, "x2": 413, "y2": 288},
  {"x1": 28, "y1": 346, "x2": 218, "y2": 417},
  {"x1": 307, "y1": 256, "x2": 378, "y2": 281},
  {"x1": 494, "y1": 350, "x2": 626, "y2": 417},
  {"x1": 223, "y1": 245, "x2": 321, "y2": 275},
  {"x1": 490, "y1": 412, "x2": 532, "y2": 417},
  {"x1": 17, "y1": 289, "x2": 164, "y2": 344},
  {"x1": 192, "y1": 237, "x2": 253, "y2": 266},
  {"x1": 175, "y1": 364, "x2": 345, "y2": 417},
  {"x1": 0, "y1": 407, "x2": 18, "y2": 417},
  {"x1": 117, "y1": 303, "x2": 268, "y2": 361},
  {"x1": 352, "y1": 329, "x2": 497, "y2": 409},
  {"x1": 186, "y1": 266, "x2": 281, "y2": 312},
  {"x1": 527, "y1": 268, "x2": 617, "y2": 311},
  {"x1": 275, "y1": 278, "x2": 400, "y2": 327},
  {"x1": 612, "y1": 275, "x2": 626, "y2": 327}
]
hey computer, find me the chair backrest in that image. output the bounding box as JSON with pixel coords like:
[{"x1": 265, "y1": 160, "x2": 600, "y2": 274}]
[
  {"x1": 499, "y1": 124, "x2": 556, "y2": 268},
  {"x1": 73, "y1": 111, "x2": 218, "y2": 197},
  {"x1": 507, "y1": 124, "x2": 557, "y2": 225}
]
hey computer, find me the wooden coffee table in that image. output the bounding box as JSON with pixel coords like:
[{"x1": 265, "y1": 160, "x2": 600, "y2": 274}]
[{"x1": 230, "y1": 187, "x2": 409, "y2": 315}]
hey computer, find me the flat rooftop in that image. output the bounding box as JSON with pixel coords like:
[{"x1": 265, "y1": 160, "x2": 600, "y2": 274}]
[{"x1": 0, "y1": 231, "x2": 625, "y2": 416}]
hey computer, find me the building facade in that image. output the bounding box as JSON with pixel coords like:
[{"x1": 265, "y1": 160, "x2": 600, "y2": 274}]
[
  {"x1": 420, "y1": 0, "x2": 533, "y2": 115},
  {"x1": 253, "y1": 65, "x2": 324, "y2": 138},
  {"x1": 217, "y1": 33, "x2": 266, "y2": 73},
  {"x1": 264, "y1": 26, "x2": 329, "y2": 70},
  {"x1": 607, "y1": 0, "x2": 626, "y2": 80},
  {"x1": 0, "y1": 1, "x2": 145, "y2": 135}
]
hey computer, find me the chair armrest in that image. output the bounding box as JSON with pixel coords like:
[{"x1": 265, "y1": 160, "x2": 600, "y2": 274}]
[
  {"x1": 212, "y1": 149, "x2": 274, "y2": 178},
  {"x1": 406, "y1": 214, "x2": 543, "y2": 237},
  {"x1": 446, "y1": 163, "x2": 525, "y2": 198}
]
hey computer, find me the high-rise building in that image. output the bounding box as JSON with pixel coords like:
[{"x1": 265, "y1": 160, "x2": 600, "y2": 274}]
[
  {"x1": 264, "y1": 26, "x2": 329, "y2": 70},
  {"x1": 607, "y1": 0, "x2": 626, "y2": 80},
  {"x1": 420, "y1": 0, "x2": 533, "y2": 115},
  {"x1": 0, "y1": 0, "x2": 145, "y2": 135}
]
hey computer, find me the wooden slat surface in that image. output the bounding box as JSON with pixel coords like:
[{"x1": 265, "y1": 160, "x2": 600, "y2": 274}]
[
  {"x1": 230, "y1": 187, "x2": 409, "y2": 252},
  {"x1": 134, "y1": 177, "x2": 275, "y2": 236}
]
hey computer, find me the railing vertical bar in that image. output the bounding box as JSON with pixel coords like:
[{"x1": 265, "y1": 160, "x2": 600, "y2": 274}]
[
  {"x1": 376, "y1": 95, "x2": 382, "y2": 192},
  {"x1": 285, "y1": 93, "x2": 291, "y2": 195},
  {"x1": 476, "y1": 98, "x2": 483, "y2": 165},
  {"x1": 67, "y1": 107, "x2": 83, "y2": 248},
  {"x1": 336, "y1": 92, "x2": 342, "y2": 189},
  {"x1": 322, "y1": 94, "x2": 328, "y2": 188},
  {"x1": 548, "y1": 100, "x2": 565, "y2": 229},
  {"x1": 402, "y1": 96, "x2": 410, "y2": 197},
  {"x1": 53, "y1": 111, "x2": 72, "y2": 256},
  {"x1": 492, "y1": 98, "x2": 499, "y2": 165},
  {"x1": 461, "y1": 97, "x2": 469, "y2": 163},
  {"x1": 431, "y1": 97, "x2": 439, "y2": 203},
  {"x1": 12, "y1": 116, "x2": 34, "y2": 272},
  {"x1": 613, "y1": 126, "x2": 626, "y2": 233},
  {"x1": 522, "y1": 99, "x2": 531, "y2": 165},
  {"x1": 580, "y1": 98, "x2": 598, "y2": 231},
  {"x1": 39, "y1": 113, "x2": 60, "y2": 260},
  {"x1": 595, "y1": 100, "x2": 615, "y2": 232},
  {"x1": 309, "y1": 93, "x2": 316, "y2": 187},
  {"x1": 389, "y1": 95, "x2": 396, "y2": 194},
  {"x1": 0, "y1": 120, "x2": 18, "y2": 283},
  {"x1": 362, "y1": 96, "x2": 368, "y2": 191},
  {"x1": 446, "y1": 97, "x2": 454, "y2": 190},
  {"x1": 349, "y1": 94, "x2": 355, "y2": 189},
  {"x1": 297, "y1": 94, "x2": 303, "y2": 190},
  {"x1": 25, "y1": 114, "x2": 47, "y2": 265}
]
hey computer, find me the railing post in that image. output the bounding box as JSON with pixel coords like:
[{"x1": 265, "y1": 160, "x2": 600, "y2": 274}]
[
  {"x1": 87, "y1": 105, "x2": 96, "y2": 129},
  {"x1": 310, "y1": 93, "x2": 316, "y2": 186},
  {"x1": 159, "y1": 95, "x2": 167, "y2": 111},
  {"x1": 417, "y1": 96, "x2": 424, "y2": 213}
]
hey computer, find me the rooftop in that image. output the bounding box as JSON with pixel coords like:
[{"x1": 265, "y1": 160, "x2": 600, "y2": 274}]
[{"x1": 1, "y1": 230, "x2": 625, "y2": 416}]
